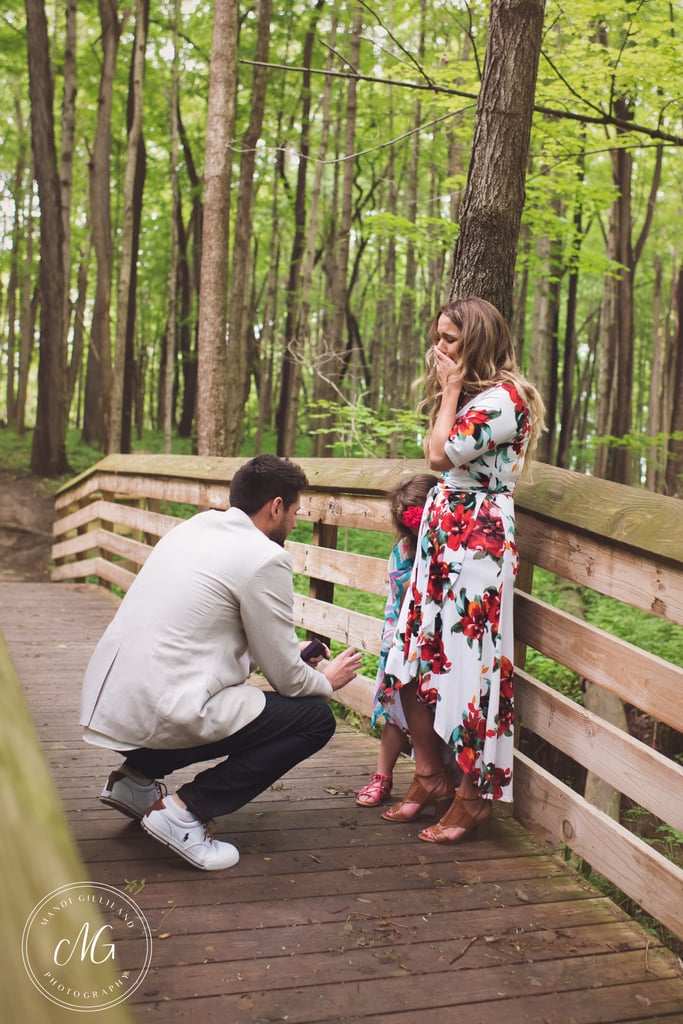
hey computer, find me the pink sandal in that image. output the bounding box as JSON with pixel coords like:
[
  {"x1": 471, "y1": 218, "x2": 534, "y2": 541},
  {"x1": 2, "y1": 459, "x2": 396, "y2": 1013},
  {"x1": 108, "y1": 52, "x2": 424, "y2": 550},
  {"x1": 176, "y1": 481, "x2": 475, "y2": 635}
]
[{"x1": 356, "y1": 772, "x2": 393, "y2": 807}]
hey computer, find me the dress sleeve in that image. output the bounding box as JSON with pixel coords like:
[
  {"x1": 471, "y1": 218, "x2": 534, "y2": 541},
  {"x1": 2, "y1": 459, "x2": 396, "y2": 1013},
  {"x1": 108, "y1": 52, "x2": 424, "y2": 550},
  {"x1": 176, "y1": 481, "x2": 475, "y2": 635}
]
[{"x1": 444, "y1": 383, "x2": 528, "y2": 468}]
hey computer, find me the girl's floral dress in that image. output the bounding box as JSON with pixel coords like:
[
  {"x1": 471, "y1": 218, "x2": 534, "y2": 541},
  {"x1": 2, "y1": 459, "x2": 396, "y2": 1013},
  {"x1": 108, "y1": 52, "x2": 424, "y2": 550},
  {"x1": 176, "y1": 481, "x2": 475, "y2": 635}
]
[
  {"x1": 381, "y1": 381, "x2": 532, "y2": 802},
  {"x1": 370, "y1": 535, "x2": 413, "y2": 733}
]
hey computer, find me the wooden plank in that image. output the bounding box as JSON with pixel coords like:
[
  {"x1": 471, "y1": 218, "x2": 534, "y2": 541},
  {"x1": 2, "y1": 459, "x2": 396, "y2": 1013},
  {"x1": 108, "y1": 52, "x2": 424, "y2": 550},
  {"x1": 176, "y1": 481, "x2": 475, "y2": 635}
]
[
  {"x1": 292, "y1": 594, "x2": 382, "y2": 654},
  {"x1": 53, "y1": 499, "x2": 183, "y2": 542},
  {"x1": 516, "y1": 512, "x2": 683, "y2": 624},
  {"x1": 515, "y1": 670, "x2": 683, "y2": 832},
  {"x1": 288, "y1": 541, "x2": 388, "y2": 595},
  {"x1": 55, "y1": 456, "x2": 683, "y2": 566},
  {"x1": 515, "y1": 590, "x2": 683, "y2": 727},
  {"x1": 515, "y1": 461, "x2": 683, "y2": 563},
  {"x1": 53, "y1": 527, "x2": 153, "y2": 569},
  {"x1": 4, "y1": 581, "x2": 683, "y2": 1024},
  {"x1": 54, "y1": 455, "x2": 428, "y2": 501},
  {"x1": 513, "y1": 750, "x2": 683, "y2": 941},
  {"x1": 51, "y1": 555, "x2": 136, "y2": 591}
]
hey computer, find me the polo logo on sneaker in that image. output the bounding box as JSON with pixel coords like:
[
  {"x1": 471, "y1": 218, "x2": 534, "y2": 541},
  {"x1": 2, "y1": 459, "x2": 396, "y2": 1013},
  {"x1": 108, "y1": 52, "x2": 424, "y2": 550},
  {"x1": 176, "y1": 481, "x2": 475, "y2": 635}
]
[{"x1": 183, "y1": 832, "x2": 190, "y2": 843}]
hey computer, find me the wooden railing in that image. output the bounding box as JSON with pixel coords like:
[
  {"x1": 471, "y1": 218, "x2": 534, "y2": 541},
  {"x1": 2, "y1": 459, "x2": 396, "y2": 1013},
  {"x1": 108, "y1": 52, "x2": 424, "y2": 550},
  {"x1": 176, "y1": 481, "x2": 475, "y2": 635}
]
[{"x1": 51, "y1": 454, "x2": 683, "y2": 940}]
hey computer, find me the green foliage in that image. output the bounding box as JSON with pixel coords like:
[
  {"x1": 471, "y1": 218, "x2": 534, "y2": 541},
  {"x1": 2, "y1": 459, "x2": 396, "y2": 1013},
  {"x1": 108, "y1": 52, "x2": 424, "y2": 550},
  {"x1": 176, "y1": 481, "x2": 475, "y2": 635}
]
[{"x1": 307, "y1": 400, "x2": 425, "y2": 459}]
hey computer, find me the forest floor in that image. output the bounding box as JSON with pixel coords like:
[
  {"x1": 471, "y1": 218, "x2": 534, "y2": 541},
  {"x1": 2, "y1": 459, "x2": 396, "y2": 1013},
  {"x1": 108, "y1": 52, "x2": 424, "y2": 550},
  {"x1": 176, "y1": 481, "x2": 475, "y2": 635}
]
[{"x1": 0, "y1": 468, "x2": 56, "y2": 582}]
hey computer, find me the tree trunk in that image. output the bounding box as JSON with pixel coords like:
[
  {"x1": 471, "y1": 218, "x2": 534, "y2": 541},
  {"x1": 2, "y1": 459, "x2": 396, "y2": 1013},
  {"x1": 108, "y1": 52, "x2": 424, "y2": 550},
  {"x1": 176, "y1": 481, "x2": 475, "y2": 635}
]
[
  {"x1": 664, "y1": 263, "x2": 683, "y2": 498},
  {"x1": 224, "y1": 0, "x2": 273, "y2": 455},
  {"x1": 66, "y1": 252, "x2": 89, "y2": 418},
  {"x1": 176, "y1": 98, "x2": 202, "y2": 441},
  {"x1": 529, "y1": 209, "x2": 561, "y2": 464},
  {"x1": 646, "y1": 256, "x2": 664, "y2": 492},
  {"x1": 109, "y1": 0, "x2": 147, "y2": 454},
  {"x1": 196, "y1": 0, "x2": 239, "y2": 456},
  {"x1": 25, "y1": 0, "x2": 70, "y2": 476},
  {"x1": 61, "y1": 0, "x2": 77, "y2": 371},
  {"x1": 595, "y1": 127, "x2": 662, "y2": 484},
  {"x1": 82, "y1": 0, "x2": 122, "y2": 448},
  {"x1": 449, "y1": 0, "x2": 545, "y2": 324},
  {"x1": 311, "y1": 5, "x2": 362, "y2": 456},
  {"x1": 275, "y1": 0, "x2": 325, "y2": 457},
  {"x1": 163, "y1": 0, "x2": 181, "y2": 455}
]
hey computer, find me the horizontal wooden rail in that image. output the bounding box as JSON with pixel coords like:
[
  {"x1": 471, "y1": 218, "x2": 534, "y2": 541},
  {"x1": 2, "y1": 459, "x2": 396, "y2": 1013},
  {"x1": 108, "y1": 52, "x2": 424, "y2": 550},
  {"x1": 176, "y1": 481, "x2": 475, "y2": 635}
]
[{"x1": 51, "y1": 454, "x2": 683, "y2": 941}]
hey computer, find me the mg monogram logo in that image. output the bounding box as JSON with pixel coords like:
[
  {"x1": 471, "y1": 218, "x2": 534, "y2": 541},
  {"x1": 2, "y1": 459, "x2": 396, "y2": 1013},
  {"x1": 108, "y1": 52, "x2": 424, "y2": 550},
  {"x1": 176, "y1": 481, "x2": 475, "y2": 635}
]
[
  {"x1": 53, "y1": 923, "x2": 116, "y2": 966},
  {"x1": 22, "y1": 882, "x2": 152, "y2": 1011}
]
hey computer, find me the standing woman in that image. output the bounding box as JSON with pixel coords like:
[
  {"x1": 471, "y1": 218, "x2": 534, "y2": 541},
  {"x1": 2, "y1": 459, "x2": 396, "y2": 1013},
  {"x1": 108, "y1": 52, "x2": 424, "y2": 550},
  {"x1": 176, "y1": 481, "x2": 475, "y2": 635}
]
[{"x1": 379, "y1": 297, "x2": 544, "y2": 842}]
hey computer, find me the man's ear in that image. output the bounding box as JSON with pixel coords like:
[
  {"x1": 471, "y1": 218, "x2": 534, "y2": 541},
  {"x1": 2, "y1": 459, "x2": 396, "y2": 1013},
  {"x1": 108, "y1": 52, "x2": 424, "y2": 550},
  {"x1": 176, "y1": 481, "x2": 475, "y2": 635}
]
[{"x1": 270, "y1": 496, "x2": 284, "y2": 517}]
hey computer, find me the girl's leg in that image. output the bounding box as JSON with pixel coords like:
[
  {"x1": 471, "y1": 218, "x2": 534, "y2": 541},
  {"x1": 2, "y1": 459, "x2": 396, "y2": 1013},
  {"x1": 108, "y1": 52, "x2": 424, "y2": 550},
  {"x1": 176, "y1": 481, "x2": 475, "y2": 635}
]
[{"x1": 376, "y1": 722, "x2": 408, "y2": 776}]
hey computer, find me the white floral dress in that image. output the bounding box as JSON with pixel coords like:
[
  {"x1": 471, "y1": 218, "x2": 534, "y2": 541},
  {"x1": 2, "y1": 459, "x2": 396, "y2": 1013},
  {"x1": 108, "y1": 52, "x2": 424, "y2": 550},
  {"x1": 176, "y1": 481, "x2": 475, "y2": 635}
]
[{"x1": 380, "y1": 381, "x2": 532, "y2": 802}]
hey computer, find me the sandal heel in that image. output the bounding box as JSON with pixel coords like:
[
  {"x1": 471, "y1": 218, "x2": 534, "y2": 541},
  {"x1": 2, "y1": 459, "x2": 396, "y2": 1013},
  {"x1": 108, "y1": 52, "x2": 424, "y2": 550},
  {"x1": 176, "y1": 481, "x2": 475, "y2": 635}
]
[
  {"x1": 381, "y1": 769, "x2": 455, "y2": 823},
  {"x1": 418, "y1": 792, "x2": 492, "y2": 844}
]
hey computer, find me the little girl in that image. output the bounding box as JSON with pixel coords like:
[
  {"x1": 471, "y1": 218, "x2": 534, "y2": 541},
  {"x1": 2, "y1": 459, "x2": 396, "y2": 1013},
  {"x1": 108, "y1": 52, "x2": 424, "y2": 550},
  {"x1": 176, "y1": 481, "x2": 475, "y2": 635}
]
[{"x1": 356, "y1": 473, "x2": 438, "y2": 806}]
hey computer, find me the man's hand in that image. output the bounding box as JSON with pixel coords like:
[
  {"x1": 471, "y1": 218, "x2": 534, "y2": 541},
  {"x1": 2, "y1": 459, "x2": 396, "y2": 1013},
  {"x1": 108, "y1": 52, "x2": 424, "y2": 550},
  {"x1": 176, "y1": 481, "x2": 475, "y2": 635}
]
[{"x1": 322, "y1": 647, "x2": 363, "y2": 691}]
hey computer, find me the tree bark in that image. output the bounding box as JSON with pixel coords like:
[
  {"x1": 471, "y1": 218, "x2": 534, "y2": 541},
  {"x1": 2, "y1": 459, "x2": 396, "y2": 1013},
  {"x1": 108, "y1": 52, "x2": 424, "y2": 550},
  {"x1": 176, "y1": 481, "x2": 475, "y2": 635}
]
[
  {"x1": 224, "y1": 0, "x2": 273, "y2": 455},
  {"x1": 449, "y1": 0, "x2": 545, "y2": 324},
  {"x1": 25, "y1": 0, "x2": 70, "y2": 475},
  {"x1": 196, "y1": 0, "x2": 239, "y2": 456},
  {"x1": 82, "y1": 0, "x2": 122, "y2": 448},
  {"x1": 163, "y1": 0, "x2": 181, "y2": 455},
  {"x1": 61, "y1": 0, "x2": 77, "y2": 362},
  {"x1": 275, "y1": 0, "x2": 325, "y2": 457},
  {"x1": 312, "y1": 5, "x2": 362, "y2": 456},
  {"x1": 664, "y1": 263, "x2": 683, "y2": 498},
  {"x1": 109, "y1": 0, "x2": 147, "y2": 454}
]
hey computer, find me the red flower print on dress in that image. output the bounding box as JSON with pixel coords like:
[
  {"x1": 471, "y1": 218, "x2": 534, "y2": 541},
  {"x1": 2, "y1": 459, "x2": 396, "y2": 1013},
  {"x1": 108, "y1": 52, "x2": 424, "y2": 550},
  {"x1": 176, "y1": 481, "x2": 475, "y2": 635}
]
[
  {"x1": 481, "y1": 587, "x2": 502, "y2": 638},
  {"x1": 426, "y1": 560, "x2": 452, "y2": 604},
  {"x1": 451, "y1": 407, "x2": 493, "y2": 443},
  {"x1": 469, "y1": 504, "x2": 506, "y2": 559},
  {"x1": 419, "y1": 622, "x2": 451, "y2": 676}
]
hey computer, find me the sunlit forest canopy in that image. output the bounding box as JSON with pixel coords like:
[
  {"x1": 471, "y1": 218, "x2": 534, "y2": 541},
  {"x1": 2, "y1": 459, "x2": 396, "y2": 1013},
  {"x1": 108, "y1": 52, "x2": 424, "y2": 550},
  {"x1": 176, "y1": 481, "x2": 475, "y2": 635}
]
[{"x1": 0, "y1": 0, "x2": 681, "y2": 491}]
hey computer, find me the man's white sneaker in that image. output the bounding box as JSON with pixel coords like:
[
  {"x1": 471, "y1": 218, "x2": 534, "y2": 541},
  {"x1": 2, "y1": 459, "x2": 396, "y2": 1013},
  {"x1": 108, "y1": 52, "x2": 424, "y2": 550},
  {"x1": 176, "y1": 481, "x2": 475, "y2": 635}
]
[
  {"x1": 99, "y1": 770, "x2": 166, "y2": 821},
  {"x1": 141, "y1": 798, "x2": 240, "y2": 871}
]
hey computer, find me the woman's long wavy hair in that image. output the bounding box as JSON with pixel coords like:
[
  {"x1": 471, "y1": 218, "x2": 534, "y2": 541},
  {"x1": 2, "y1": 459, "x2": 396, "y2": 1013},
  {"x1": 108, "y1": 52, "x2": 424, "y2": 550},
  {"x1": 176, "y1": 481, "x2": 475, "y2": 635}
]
[{"x1": 417, "y1": 296, "x2": 545, "y2": 475}]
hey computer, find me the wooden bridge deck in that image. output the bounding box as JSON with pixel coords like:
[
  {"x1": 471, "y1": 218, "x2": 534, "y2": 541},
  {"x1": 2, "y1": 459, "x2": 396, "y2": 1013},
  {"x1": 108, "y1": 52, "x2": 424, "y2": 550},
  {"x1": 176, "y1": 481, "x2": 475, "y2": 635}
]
[{"x1": 2, "y1": 581, "x2": 683, "y2": 1024}]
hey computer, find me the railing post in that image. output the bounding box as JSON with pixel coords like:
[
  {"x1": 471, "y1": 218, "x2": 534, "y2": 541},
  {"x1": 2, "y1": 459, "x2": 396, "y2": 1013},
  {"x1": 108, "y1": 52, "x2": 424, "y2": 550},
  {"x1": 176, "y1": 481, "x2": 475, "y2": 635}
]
[{"x1": 309, "y1": 521, "x2": 338, "y2": 644}]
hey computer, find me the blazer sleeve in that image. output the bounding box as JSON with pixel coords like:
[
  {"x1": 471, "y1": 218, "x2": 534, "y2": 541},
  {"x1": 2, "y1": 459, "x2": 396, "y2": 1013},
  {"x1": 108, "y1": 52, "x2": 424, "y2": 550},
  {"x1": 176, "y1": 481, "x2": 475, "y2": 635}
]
[{"x1": 240, "y1": 550, "x2": 333, "y2": 700}]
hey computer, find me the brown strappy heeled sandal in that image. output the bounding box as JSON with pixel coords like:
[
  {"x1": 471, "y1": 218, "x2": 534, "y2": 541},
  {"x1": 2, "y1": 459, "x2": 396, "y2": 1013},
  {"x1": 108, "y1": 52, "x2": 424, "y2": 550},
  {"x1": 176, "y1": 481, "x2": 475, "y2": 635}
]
[
  {"x1": 418, "y1": 792, "x2": 491, "y2": 843},
  {"x1": 381, "y1": 768, "x2": 454, "y2": 822}
]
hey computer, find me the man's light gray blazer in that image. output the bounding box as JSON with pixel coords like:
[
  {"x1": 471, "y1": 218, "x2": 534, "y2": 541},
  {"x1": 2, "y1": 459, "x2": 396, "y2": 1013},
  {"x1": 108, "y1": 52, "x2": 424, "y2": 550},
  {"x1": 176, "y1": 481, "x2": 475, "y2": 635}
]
[{"x1": 80, "y1": 507, "x2": 333, "y2": 750}]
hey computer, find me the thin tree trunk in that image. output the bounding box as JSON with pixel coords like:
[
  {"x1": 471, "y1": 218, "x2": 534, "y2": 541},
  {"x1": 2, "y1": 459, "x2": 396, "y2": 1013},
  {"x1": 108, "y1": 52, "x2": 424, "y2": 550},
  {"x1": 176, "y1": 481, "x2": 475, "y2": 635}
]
[
  {"x1": 176, "y1": 99, "x2": 202, "y2": 440},
  {"x1": 275, "y1": 0, "x2": 325, "y2": 457},
  {"x1": 82, "y1": 0, "x2": 122, "y2": 447},
  {"x1": 646, "y1": 256, "x2": 664, "y2": 492},
  {"x1": 664, "y1": 263, "x2": 683, "y2": 497},
  {"x1": 312, "y1": 5, "x2": 362, "y2": 456},
  {"x1": 109, "y1": 0, "x2": 147, "y2": 454},
  {"x1": 163, "y1": 0, "x2": 180, "y2": 454},
  {"x1": 66, "y1": 251, "x2": 89, "y2": 416},
  {"x1": 529, "y1": 207, "x2": 561, "y2": 464},
  {"x1": 25, "y1": 0, "x2": 70, "y2": 475},
  {"x1": 224, "y1": 0, "x2": 273, "y2": 454},
  {"x1": 449, "y1": 0, "x2": 544, "y2": 323},
  {"x1": 196, "y1": 0, "x2": 239, "y2": 456},
  {"x1": 61, "y1": 0, "x2": 77, "y2": 392}
]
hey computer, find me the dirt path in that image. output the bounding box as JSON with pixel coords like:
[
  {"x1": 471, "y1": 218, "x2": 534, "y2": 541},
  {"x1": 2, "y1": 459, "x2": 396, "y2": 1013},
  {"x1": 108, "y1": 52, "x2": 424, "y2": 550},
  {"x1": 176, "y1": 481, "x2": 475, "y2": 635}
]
[{"x1": 0, "y1": 469, "x2": 56, "y2": 582}]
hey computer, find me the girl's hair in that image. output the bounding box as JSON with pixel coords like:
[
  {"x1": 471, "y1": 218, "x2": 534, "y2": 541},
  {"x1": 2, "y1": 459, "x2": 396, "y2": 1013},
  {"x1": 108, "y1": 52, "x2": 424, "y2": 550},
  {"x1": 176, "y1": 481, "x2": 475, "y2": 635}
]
[
  {"x1": 390, "y1": 473, "x2": 438, "y2": 557},
  {"x1": 418, "y1": 296, "x2": 545, "y2": 474}
]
